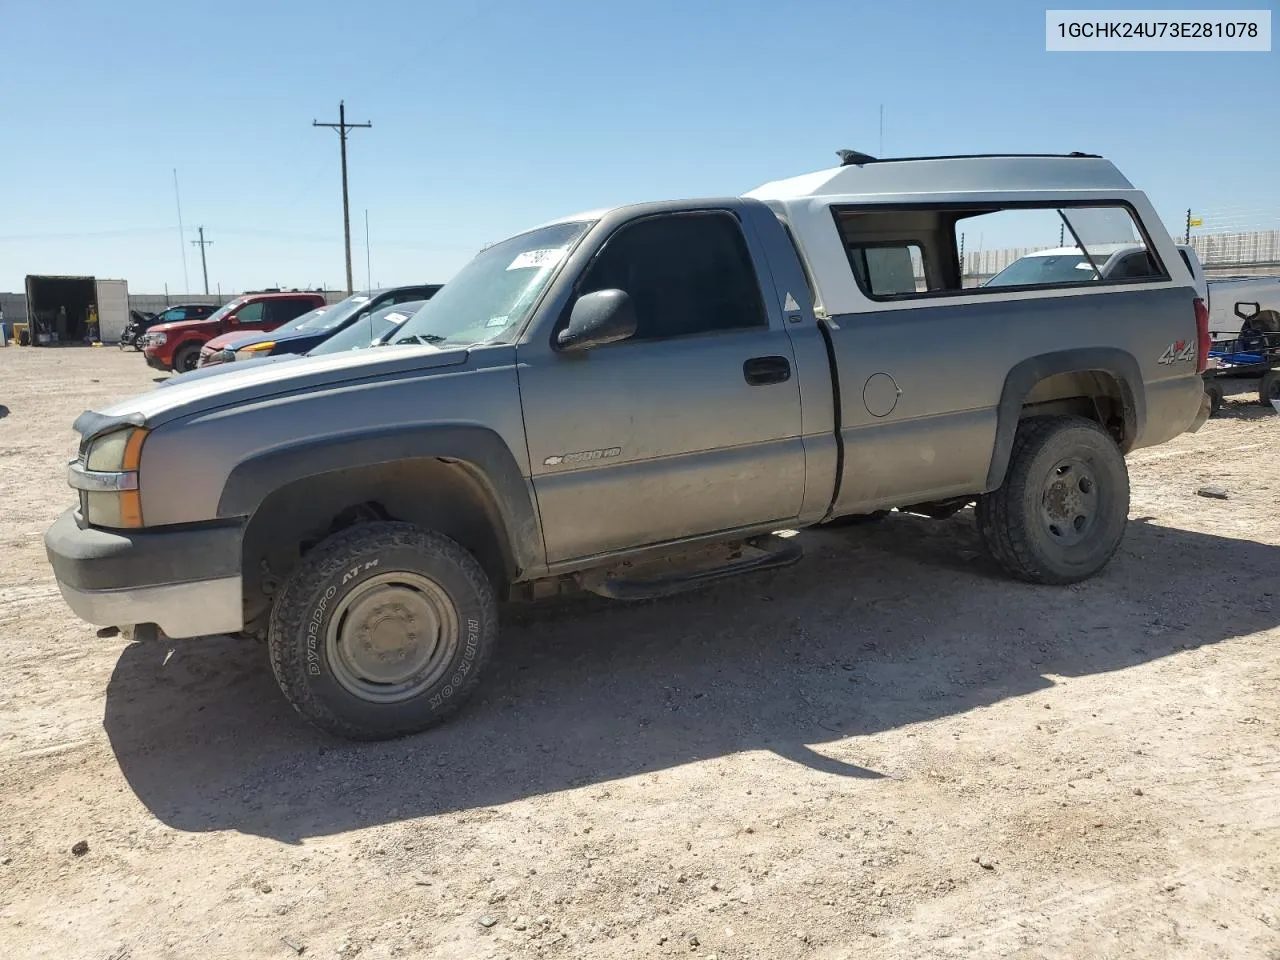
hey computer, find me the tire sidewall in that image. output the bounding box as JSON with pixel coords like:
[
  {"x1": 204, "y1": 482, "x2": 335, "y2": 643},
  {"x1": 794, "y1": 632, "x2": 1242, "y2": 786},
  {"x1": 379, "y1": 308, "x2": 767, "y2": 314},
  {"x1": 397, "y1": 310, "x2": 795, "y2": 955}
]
[
  {"x1": 282, "y1": 538, "x2": 492, "y2": 737},
  {"x1": 173, "y1": 344, "x2": 199, "y2": 373},
  {"x1": 1016, "y1": 425, "x2": 1129, "y2": 580}
]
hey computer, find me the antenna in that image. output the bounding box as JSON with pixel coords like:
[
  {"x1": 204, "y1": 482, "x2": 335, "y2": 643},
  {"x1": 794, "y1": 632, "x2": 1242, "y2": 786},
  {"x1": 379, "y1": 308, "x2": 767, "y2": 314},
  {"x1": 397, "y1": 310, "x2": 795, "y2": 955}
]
[{"x1": 173, "y1": 169, "x2": 190, "y2": 294}]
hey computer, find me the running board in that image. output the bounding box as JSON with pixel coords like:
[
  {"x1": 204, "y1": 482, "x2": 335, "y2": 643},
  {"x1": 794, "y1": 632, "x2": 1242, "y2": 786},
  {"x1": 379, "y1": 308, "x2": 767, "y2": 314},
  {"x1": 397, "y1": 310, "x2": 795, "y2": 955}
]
[{"x1": 577, "y1": 535, "x2": 803, "y2": 601}]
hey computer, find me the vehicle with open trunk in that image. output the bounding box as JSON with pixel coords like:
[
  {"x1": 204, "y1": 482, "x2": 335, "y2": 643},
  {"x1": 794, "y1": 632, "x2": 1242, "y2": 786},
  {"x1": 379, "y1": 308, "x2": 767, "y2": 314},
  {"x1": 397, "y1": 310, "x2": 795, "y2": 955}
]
[{"x1": 46, "y1": 152, "x2": 1211, "y2": 740}]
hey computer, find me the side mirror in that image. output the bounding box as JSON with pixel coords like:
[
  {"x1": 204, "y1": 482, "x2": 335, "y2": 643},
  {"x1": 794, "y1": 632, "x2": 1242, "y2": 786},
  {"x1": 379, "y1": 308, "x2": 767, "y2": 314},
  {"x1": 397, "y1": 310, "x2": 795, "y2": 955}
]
[
  {"x1": 556, "y1": 289, "x2": 637, "y2": 352},
  {"x1": 227, "y1": 314, "x2": 240, "y2": 324},
  {"x1": 1235, "y1": 301, "x2": 1261, "y2": 321}
]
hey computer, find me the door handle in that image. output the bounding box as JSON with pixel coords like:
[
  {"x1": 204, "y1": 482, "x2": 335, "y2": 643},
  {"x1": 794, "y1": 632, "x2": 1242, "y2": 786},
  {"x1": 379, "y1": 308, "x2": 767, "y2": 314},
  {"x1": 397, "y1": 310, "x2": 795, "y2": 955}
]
[{"x1": 743, "y1": 355, "x2": 791, "y2": 386}]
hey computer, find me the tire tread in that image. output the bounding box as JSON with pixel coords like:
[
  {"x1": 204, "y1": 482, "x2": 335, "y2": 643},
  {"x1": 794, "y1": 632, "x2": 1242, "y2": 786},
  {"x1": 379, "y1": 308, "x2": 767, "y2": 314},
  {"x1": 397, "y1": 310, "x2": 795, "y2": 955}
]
[
  {"x1": 976, "y1": 415, "x2": 1127, "y2": 585},
  {"x1": 267, "y1": 521, "x2": 497, "y2": 740}
]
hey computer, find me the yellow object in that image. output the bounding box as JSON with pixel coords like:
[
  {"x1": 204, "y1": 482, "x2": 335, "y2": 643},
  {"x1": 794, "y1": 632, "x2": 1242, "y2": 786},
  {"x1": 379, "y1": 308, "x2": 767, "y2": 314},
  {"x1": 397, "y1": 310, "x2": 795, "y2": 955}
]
[
  {"x1": 12, "y1": 321, "x2": 29, "y2": 344},
  {"x1": 1189, "y1": 217, "x2": 1203, "y2": 227}
]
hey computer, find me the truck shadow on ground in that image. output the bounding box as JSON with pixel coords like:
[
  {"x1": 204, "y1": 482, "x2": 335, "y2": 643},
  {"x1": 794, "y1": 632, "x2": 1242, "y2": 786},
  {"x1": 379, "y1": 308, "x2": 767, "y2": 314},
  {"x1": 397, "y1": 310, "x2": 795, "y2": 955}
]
[{"x1": 102, "y1": 512, "x2": 1280, "y2": 842}]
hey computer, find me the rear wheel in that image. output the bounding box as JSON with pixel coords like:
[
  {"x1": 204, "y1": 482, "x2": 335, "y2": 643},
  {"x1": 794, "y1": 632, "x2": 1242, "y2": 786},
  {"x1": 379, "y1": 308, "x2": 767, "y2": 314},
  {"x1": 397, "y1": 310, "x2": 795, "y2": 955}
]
[
  {"x1": 172, "y1": 343, "x2": 200, "y2": 373},
  {"x1": 1258, "y1": 370, "x2": 1280, "y2": 407},
  {"x1": 976, "y1": 416, "x2": 1129, "y2": 585},
  {"x1": 267, "y1": 522, "x2": 498, "y2": 740}
]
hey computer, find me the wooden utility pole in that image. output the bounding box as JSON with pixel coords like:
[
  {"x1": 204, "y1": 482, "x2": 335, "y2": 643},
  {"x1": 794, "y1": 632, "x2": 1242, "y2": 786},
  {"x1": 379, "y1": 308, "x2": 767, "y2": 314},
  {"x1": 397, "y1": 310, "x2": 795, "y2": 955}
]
[
  {"x1": 190, "y1": 226, "x2": 213, "y2": 295},
  {"x1": 314, "y1": 101, "x2": 372, "y2": 294}
]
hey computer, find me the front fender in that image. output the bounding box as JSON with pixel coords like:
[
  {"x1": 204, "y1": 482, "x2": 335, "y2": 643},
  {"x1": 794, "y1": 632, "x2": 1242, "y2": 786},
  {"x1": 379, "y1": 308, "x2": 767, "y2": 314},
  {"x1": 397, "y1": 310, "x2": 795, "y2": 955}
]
[{"x1": 217, "y1": 424, "x2": 544, "y2": 578}]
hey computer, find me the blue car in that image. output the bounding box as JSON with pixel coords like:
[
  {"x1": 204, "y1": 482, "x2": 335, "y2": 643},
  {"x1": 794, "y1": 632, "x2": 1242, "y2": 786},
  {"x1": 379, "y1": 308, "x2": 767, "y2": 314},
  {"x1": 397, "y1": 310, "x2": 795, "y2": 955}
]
[
  {"x1": 195, "y1": 283, "x2": 440, "y2": 368},
  {"x1": 163, "y1": 300, "x2": 427, "y2": 387}
]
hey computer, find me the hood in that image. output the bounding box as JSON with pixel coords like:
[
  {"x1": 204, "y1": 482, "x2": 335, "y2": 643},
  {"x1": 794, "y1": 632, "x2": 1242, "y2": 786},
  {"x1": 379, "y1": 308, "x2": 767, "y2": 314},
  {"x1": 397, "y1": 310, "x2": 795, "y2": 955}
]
[
  {"x1": 149, "y1": 318, "x2": 217, "y2": 336},
  {"x1": 89, "y1": 343, "x2": 459, "y2": 434},
  {"x1": 203, "y1": 330, "x2": 265, "y2": 351},
  {"x1": 158, "y1": 353, "x2": 289, "y2": 386}
]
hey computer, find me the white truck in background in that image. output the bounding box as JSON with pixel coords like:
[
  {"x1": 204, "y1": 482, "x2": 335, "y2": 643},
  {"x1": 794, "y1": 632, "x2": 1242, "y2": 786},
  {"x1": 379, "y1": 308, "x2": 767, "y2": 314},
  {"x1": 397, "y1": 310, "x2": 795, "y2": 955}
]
[
  {"x1": 988, "y1": 244, "x2": 1280, "y2": 343},
  {"x1": 1176, "y1": 248, "x2": 1280, "y2": 343}
]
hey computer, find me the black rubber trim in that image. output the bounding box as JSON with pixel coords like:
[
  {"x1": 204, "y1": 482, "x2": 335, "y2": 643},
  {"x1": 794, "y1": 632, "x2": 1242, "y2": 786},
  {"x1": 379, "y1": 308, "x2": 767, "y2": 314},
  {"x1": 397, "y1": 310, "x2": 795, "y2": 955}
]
[
  {"x1": 72, "y1": 410, "x2": 146, "y2": 445},
  {"x1": 216, "y1": 424, "x2": 543, "y2": 577},
  {"x1": 44, "y1": 508, "x2": 244, "y2": 591},
  {"x1": 985, "y1": 348, "x2": 1144, "y2": 491}
]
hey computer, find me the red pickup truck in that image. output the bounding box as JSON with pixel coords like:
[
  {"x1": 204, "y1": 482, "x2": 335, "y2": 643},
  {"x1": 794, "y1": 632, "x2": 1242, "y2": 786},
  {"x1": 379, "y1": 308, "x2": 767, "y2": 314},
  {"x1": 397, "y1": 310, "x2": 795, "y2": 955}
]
[{"x1": 142, "y1": 292, "x2": 325, "y2": 373}]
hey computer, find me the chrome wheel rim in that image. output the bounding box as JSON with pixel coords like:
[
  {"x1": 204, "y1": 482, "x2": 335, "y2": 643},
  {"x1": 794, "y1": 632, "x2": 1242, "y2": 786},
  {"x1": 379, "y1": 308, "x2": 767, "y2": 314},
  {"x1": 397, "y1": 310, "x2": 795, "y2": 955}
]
[
  {"x1": 1040, "y1": 457, "x2": 1099, "y2": 547},
  {"x1": 325, "y1": 572, "x2": 459, "y2": 703}
]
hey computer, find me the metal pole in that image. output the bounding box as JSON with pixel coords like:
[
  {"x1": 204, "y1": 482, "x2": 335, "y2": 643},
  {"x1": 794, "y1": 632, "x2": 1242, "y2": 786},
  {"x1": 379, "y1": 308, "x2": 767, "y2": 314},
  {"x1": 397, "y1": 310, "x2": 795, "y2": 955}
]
[
  {"x1": 173, "y1": 169, "x2": 189, "y2": 294},
  {"x1": 365, "y1": 209, "x2": 372, "y2": 292},
  {"x1": 1185, "y1": 208, "x2": 1192, "y2": 245},
  {"x1": 190, "y1": 226, "x2": 212, "y2": 295},
  {"x1": 314, "y1": 101, "x2": 372, "y2": 296},
  {"x1": 339, "y1": 102, "x2": 352, "y2": 294}
]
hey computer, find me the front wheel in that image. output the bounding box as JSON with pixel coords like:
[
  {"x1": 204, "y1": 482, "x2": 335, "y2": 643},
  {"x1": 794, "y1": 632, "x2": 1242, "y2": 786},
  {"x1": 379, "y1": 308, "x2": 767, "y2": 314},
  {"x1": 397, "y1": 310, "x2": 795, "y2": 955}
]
[
  {"x1": 268, "y1": 522, "x2": 498, "y2": 740},
  {"x1": 976, "y1": 416, "x2": 1129, "y2": 585},
  {"x1": 172, "y1": 343, "x2": 200, "y2": 373}
]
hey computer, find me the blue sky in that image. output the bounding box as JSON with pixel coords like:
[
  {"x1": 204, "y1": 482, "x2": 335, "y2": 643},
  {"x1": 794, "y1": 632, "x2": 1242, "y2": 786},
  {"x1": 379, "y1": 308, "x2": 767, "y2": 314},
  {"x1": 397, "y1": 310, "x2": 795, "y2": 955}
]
[{"x1": 1, "y1": 0, "x2": 1276, "y2": 294}]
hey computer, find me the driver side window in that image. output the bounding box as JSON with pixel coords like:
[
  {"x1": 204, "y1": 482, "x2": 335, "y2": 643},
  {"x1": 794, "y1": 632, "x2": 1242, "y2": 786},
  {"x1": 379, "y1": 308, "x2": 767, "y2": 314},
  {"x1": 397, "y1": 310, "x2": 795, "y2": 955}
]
[{"x1": 577, "y1": 212, "x2": 768, "y2": 342}]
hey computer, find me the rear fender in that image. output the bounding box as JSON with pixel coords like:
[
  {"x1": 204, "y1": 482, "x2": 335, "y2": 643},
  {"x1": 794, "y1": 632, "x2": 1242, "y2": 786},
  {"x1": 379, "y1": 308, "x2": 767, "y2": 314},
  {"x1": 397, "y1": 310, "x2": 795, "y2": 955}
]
[{"x1": 986, "y1": 348, "x2": 1144, "y2": 491}]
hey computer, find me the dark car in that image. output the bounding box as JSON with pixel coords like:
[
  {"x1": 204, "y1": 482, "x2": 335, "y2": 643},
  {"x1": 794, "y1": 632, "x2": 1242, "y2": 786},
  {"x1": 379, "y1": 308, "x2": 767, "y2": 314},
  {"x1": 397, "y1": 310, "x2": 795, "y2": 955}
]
[
  {"x1": 197, "y1": 284, "x2": 441, "y2": 367},
  {"x1": 120, "y1": 303, "x2": 217, "y2": 350},
  {"x1": 160, "y1": 300, "x2": 426, "y2": 387}
]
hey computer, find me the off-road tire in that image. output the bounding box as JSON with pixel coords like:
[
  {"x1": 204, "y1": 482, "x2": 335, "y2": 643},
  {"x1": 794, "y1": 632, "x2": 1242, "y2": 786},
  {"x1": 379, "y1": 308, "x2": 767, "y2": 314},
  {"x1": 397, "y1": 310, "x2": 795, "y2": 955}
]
[
  {"x1": 1205, "y1": 382, "x2": 1224, "y2": 417},
  {"x1": 172, "y1": 343, "x2": 200, "y2": 373},
  {"x1": 267, "y1": 522, "x2": 498, "y2": 740},
  {"x1": 1258, "y1": 370, "x2": 1280, "y2": 407},
  {"x1": 976, "y1": 415, "x2": 1129, "y2": 585}
]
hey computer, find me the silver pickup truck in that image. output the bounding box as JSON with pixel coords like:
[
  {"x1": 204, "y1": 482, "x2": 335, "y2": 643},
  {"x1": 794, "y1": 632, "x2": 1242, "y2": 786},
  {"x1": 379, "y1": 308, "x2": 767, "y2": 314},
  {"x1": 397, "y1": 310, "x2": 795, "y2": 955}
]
[{"x1": 46, "y1": 152, "x2": 1211, "y2": 739}]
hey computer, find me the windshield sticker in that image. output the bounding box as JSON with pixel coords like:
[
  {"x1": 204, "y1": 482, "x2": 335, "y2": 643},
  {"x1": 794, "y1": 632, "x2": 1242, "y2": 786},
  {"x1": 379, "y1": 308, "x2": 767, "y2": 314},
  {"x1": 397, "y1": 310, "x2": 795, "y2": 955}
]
[
  {"x1": 485, "y1": 315, "x2": 510, "y2": 328},
  {"x1": 383, "y1": 313, "x2": 409, "y2": 324},
  {"x1": 507, "y1": 248, "x2": 566, "y2": 271},
  {"x1": 352, "y1": 296, "x2": 370, "y2": 303}
]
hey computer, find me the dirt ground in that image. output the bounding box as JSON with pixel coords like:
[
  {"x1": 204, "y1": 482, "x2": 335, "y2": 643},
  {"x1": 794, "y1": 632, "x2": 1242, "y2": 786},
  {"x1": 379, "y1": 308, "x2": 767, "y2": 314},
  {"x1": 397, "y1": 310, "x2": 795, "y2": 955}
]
[{"x1": 0, "y1": 346, "x2": 1277, "y2": 960}]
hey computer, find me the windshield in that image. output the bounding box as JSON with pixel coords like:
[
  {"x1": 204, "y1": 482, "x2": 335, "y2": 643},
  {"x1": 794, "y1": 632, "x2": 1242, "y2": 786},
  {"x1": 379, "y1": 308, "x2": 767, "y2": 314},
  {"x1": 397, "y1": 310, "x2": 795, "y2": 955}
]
[
  {"x1": 204, "y1": 298, "x2": 248, "y2": 324},
  {"x1": 309, "y1": 301, "x2": 424, "y2": 356},
  {"x1": 287, "y1": 293, "x2": 373, "y2": 334},
  {"x1": 273, "y1": 306, "x2": 331, "y2": 333},
  {"x1": 392, "y1": 221, "x2": 593, "y2": 347},
  {"x1": 986, "y1": 254, "x2": 1099, "y2": 287}
]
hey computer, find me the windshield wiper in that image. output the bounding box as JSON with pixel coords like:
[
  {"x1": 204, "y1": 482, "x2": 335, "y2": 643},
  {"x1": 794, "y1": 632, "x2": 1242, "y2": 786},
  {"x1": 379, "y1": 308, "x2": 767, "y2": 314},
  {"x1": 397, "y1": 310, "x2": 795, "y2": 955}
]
[{"x1": 395, "y1": 333, "x2": 447, "y2": 345}]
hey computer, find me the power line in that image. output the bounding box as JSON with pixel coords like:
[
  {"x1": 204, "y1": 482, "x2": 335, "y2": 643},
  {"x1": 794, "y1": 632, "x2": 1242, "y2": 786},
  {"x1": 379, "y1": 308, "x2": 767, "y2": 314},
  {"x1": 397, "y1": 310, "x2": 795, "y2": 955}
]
[
  {"x1": 313, "y1": 100, "x2": 372, "y2": 295},
  {"x1": 190, "y1": 226, "x2": 213, "y2": 295}
]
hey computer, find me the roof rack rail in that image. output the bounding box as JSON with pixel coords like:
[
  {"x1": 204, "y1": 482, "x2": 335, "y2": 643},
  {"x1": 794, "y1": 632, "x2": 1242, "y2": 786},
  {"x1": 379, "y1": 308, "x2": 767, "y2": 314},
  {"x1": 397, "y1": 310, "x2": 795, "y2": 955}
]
[{"x1": 835, "y1": 150, "x2": 1102, "y2": 166}]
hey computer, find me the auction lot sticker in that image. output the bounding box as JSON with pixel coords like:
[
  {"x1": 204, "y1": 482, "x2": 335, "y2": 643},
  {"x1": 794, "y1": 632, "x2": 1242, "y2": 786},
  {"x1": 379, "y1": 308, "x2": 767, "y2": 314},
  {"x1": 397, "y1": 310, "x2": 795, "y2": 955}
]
[{"x1": 1046, "y1": 9, "x2": 1271, "y2": 50}]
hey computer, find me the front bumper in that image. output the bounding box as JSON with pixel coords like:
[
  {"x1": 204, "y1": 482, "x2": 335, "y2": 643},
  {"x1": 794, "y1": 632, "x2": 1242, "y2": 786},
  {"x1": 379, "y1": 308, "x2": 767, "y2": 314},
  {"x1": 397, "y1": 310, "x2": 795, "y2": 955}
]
[
  {"x1": 44, "y1": 508, "x2": 245, "y2": 638},
  {"x1": 143, "y1": 351, "x2": 169, "y2": 372}
]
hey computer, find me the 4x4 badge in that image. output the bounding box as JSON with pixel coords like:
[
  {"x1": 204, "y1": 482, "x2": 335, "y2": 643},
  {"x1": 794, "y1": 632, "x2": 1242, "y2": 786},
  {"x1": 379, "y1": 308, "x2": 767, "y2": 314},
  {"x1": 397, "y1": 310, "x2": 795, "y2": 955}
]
[{"x1": 1157, "y1": 340, "x2": 1196, "y2": 365}]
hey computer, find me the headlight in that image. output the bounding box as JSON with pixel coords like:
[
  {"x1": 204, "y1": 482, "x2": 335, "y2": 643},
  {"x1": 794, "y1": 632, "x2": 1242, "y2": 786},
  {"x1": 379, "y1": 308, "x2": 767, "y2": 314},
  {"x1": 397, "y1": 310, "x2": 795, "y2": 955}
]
[
  {"x1": 236, "y1": 341, "x2": 275, "y2": 358},
  {"x1": 71, "y1": 427, "x2": 148, "y2": 528},
  {"x1": 150, "y1": 333, "x2": 167, "y2": 346}
]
